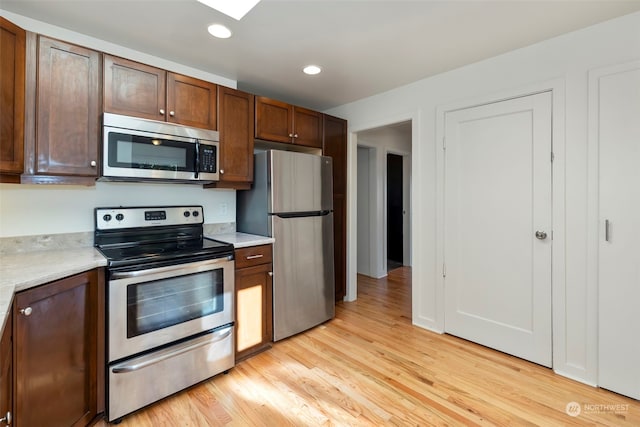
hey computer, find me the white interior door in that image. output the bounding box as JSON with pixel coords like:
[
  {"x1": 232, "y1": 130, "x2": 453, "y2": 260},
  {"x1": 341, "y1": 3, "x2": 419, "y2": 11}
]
[
  {"x1": 444, "y1": 92, "x2": 552, "y2": 367},
  {"x1": 596, "y1": 62, "x2": 640, "y2": 399}
]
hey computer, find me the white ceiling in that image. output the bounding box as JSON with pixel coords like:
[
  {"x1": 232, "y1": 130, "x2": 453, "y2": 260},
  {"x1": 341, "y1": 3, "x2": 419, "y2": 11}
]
[{"x1": 2, "y1": 0, "x2": 640, "y2": 111}]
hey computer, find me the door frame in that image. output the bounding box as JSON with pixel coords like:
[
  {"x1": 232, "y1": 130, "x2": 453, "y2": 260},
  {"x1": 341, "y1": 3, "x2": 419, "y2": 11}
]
[
  {"x1": 347, "y1": 113, "x2": 418, "y2": 302},
  {"x1": 435, "y1": 79, "x2": 567, "y2": 372}
]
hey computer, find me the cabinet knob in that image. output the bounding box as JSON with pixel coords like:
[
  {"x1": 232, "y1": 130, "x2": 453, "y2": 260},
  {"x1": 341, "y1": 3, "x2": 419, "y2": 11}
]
[
  {"x1": 169, "y1": 111, "x2": 175, "y2": 117},
  {"x1": 294, "y1": 134, "x2": 298, "y2": 138},
  {"x1": 288, "y1": 133, "x2": 293, "y2": 138},
  {"x1": 20, "y1": 307, "x2": 32, "y2": 316},
  {"x1": 159, "y1": 109, "x2": 165, "y2": 115},
  {"x1": 0, "y1": 411, "x2": 11, "y2": 425},
  {"x1": 90, "y1": 160, "x2": 97, "y2": 167},
  {"x1": 220, "y1": 169, "x2": 224, "y2": 174},
  {"x1": 268, "y1": 272, "x2": 273, "y2": 277}
]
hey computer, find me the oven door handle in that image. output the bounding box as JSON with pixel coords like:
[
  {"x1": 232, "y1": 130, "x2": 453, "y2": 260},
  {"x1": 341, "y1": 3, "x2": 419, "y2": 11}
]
[
  {"x1": 111, "y1": 326, "x2": 232, "y2": 374},
  {"x1": 110, "y1": 256, "x2": 233, "y2": 280}
]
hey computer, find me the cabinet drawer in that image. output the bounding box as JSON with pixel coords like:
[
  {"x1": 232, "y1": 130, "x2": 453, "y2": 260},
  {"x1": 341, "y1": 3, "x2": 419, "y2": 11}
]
[{"x1": 235, "y1": 244, "x2": 272, "y2": 269}]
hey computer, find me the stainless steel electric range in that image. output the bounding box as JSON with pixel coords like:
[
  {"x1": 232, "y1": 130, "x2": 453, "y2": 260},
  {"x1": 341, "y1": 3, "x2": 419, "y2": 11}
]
[{"x1": 94, "y1": 205, "x2": 235, "y2": 422}]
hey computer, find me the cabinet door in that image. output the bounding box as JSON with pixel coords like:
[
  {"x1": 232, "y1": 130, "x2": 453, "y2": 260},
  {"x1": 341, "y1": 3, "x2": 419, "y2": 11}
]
[
  {"x1": 0, "y1": 312, "x2": 12, "y2": 426},
  {"x1": 14, "y1": 269, "x2": 105, "y2": 427},
  {"x1": 104, "y1": 54, "x2": 166, "y2": 121},
  {"x1": 217, "y1": 86, "x2": 254, "y2": 186},
  {"x1": 293, "y1": 107, "x2": 323, "y2": 148},
  {"x1": 167, "y1": 72, "x2": 217, "y2": 130},
  {"x1": 36, "y1": 37, "x2": 100, "y2": 176},
  {"x1": 0, "y1": 17, "x2": 25, "y2": 179},
  {"x1": 255, "y1": 96, "x2": 293, "y2": 143},
  {"x1": 323, "y1": 114, "x2": 347, "y2": 300},
  {"x1": 235, "y1": 263, "x2": 273, "y2": 361}
]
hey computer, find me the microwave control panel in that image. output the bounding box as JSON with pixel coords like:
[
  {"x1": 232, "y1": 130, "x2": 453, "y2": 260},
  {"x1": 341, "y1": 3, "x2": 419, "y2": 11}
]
[{"x1": 200, "y1": 145, "x2": 217, "y2": 173}]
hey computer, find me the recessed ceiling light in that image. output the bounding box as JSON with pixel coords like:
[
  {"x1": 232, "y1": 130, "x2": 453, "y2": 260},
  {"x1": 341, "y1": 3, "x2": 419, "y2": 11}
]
[
  {"x1": 197, "y1": 0, "x2": 261, "y2": 20},
  {"x1": 303, "y1": 65, "x2": 322, "y2": 75},
  {"x1": 208, "y1": 24, "x2": 232, "y2": 39}
]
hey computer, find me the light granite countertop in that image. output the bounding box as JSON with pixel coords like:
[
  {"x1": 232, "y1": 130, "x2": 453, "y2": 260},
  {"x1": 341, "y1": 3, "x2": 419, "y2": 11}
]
[
  {"x1": 0, "y1": 247, "x2": 107, "y2": 332},
  {"x1": 210, "y1": 232, "x2": 274, "y2": 248}
]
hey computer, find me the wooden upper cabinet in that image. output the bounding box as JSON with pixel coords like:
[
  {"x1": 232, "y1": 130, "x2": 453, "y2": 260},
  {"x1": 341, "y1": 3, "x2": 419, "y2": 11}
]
[
  {"x1": 103, "y1": 55, "x2": 165, "y2": 121},
  {"x1": 0, "y1": 17, "x2": 26, "y2": 180},
  {"x1": 292, "y1": 106, "x2": 323, "y2": 148},
  {"x1": 167, "y1": 72, "x2": 217, "y2": 130},
  {"x1": 33, "y1": 36, "x2": 101, "y2": 178},
  {"x1": 255, "y1": 96, "x2": 293, "y2": 143},
  {"x1": 104, "y1": 55, "x2": 217, "y2": 130},
  {"x1": 255, "y1": 96, "x2": 323, "y2": 148},
  {"x1": 215, "y1": 86, "x2": 254, "y2": 188}
]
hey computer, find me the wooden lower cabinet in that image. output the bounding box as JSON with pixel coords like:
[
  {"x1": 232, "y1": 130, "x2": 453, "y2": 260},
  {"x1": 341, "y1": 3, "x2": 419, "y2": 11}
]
[
  {"x1": 13, "y1": 269, "x2": 105, "y2": 427},
  {"x1": 234, "y1": 245, "x2": 273, "y2": 361},
  {"x1": 0, "y1": 314, "x2": 12, "y2": 426}
]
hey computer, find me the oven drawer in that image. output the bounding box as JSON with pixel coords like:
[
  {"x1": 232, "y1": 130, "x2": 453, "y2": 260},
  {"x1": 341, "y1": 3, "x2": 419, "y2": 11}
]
[
  {"x1": 108, "y1": 325, "x2": 234, "y2": 421},
  {"x1": 235, "y1": 244, "x2": 272, "y2": 269}
]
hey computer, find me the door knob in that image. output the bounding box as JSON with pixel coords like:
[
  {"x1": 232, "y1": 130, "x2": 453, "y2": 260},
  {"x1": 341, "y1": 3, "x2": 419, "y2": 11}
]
[
  {"x1": 535, "y1": 231, "x2": 547, "y2": 240},
  {"x1": 0, "y1": 411, "x2": 11, "y2": 425}
]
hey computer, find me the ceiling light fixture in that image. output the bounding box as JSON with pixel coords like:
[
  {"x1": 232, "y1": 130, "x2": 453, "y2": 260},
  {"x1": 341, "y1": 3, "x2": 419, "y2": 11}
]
[
  {"x1": 303, "y1": 65, "x2": 322, "y2": 75},
  {"x1": 208, "y1": 24, "x2": 232, "y2": 39},
  {"x1": 197, "y1": 0, "x2": 261, "y2": 20}
]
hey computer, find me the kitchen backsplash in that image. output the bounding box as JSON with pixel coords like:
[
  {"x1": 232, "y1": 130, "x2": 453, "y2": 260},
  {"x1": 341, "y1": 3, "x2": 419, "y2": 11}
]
[{"x1": 0, "y1": 222, "x2": 235, "y2": 255}]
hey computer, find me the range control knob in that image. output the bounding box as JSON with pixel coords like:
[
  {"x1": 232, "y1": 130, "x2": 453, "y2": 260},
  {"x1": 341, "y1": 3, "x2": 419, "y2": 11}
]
[
  {"x1": 183, "y1": 211, "x2": 191, "y2": 217},
  {"x1": 103, "y1": 214, "x2": 112, "y2": 222},
  {"x1": 115, "y1": 213, "x2": 124, "y2": 221},
  {"x1": 192, "y1": 211, "x2": 199, "y2": 217}
]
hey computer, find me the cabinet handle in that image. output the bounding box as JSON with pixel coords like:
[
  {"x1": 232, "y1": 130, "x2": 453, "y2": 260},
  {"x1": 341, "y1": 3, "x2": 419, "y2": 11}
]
[
  {"x1": 90, "y1": 160, "x2": 97, "y2": 167},
  {"x1": 220, "y1": 169, "x2": 224, "y2": 174},
  {"x1": 169, "y1": 111, "x2": 175, "y2": 117},
  {"x1": 246, "y1": 254, "x2": 263, "y2": 260},
  {"x1": 159, "y1": 109, "x2": 165, "y2": 115},
  {"x1": 268, "y1": 272, "x2": 273, "y2": 277},
  {"x1": 0, "y1": 411, "x2": 11, "y2": 425},
  {"x1": 20, "y1": 307, "x2": 33, "y2": 316}
]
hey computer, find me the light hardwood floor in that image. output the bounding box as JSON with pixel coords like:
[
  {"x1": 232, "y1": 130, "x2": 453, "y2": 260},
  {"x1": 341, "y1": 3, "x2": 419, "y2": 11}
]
[{"x1": 98, "y1": 267, "x2": 639, "y2": 426}]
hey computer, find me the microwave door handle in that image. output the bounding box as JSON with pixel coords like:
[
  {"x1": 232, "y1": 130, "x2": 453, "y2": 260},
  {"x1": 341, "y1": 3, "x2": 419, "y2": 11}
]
[{"x1": 194, "y1": 139, "x2": 200, "y2": 178}]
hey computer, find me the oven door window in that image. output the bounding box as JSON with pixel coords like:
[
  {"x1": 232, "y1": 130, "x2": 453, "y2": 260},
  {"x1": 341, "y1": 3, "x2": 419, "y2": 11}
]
[
  {"x1": 127, "y1": 269, "x2": 223, "y2": 338},
  {"x1": 108, "y1": 132, "x2": 196, "y2": 172}
]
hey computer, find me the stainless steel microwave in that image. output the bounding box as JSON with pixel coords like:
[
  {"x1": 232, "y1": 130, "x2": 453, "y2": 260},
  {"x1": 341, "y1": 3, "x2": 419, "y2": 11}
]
[{"x1": 101, "y1": 113, "x2": 219, "y2": 183}]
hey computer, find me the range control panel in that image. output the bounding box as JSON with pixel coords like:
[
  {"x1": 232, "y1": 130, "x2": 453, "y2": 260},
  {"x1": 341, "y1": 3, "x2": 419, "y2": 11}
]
[{"x1": 95, "y1": 206, "x2": 204, "y2": 230}]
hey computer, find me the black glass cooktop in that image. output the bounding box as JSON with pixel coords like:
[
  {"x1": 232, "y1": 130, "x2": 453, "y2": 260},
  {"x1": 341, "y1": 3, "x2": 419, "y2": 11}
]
[{"x1": 97, "y1": 237, "x2": 234, "y2": 268}]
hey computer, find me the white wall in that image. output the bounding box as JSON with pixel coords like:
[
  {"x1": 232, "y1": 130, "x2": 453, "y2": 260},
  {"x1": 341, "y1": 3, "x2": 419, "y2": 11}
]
[
  {"x1": 0, "y1": 183, "x2": 236, "y2": 237},
  {"x1": 0, "y1": 11, "x2": 238, "y2": 238},
  {"x1": 327, "y1": 11, "x2": 640, "y2": 386},
  {"x1": 356, "y1": 125, "x2": 412, "y2": 278}
]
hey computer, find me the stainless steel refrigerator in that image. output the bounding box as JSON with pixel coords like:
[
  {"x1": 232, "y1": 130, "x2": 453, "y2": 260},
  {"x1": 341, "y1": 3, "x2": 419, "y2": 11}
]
[{"x1": 237, "y1": 150, "x2": 335, "y2": 341}]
